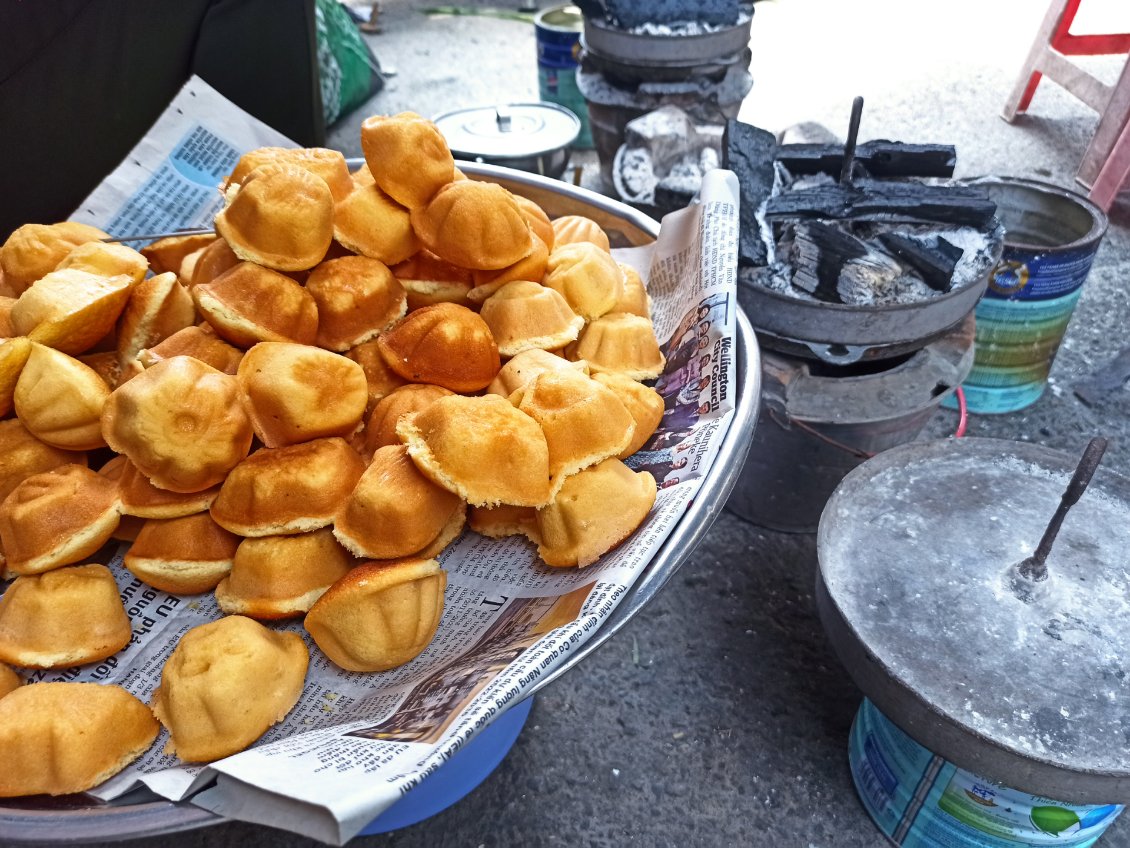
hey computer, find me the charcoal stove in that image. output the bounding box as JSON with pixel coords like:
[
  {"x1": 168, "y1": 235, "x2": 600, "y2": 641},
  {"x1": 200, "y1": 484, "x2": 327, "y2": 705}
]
[{"x1": 574, "y1": 2, "x2": 753, "y2": 191}]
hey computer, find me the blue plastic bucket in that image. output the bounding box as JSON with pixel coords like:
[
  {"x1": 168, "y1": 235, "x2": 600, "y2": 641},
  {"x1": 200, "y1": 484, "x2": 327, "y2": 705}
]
[
  {"x1": 953, "y1": 178, "x2": 1106, "y2": 414},
  {"x1": 534, "y1": 5, "x2": 592, "y2": 149},
  {"x1": 849, "y1": 699, "x2": 1124, "y2": 847}
]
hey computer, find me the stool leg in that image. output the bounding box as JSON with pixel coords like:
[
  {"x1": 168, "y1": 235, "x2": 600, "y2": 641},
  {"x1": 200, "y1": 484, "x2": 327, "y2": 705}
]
[
  {"x1": 1088, "y1": 117, "x2": 1130, "y2": 212},
  {"x1": 1002, "y1": 0, "x2": 1076, "y2": 121},
  {"x1": 1077, "y1": 57, "x2": 1130, "y2": 187}
]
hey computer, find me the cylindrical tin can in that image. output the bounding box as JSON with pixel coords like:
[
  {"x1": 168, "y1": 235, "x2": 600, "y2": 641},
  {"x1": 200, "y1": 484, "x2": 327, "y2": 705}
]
[
  {"x1": 952, "y1": 178, "x2": 1107, "y2": 415},
  {"x1": 849, "y1": 699, "x2": 1124, "y2": 848},
  {"x1": 534, "y1": 5, "x2": 592, "y2": 149}
]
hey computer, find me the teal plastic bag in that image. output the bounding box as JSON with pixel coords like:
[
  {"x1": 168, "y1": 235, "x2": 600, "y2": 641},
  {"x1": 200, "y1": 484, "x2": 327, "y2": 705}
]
[{"x1": 315, "y1": 0, "x2": 383, "y2": 126}]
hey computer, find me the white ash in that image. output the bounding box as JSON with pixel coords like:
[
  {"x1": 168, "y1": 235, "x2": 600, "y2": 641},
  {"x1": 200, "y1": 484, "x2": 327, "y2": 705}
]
[
  {"x1": 614, "y1": 147, "x2": 657, "y2": 202},
  {"x1": 784, "y1": 172, "x2": 837, "y2": 192},
  {"x1": 625, "y1": 9, "x2": 751, "y2": 36},
  {"x1": 739, "y1": 263, "x2": 806, "y2": 298}
]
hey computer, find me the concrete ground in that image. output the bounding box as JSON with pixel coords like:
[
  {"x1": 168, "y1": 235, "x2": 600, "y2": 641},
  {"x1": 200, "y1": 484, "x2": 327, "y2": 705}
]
[{"x1": 84, "y1": 0, "x2": 1130, "y2": 845}]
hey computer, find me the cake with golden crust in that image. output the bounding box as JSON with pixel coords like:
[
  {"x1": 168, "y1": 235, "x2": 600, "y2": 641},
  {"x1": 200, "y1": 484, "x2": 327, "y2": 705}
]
[
  {"x1": 513, "y1": 195, "x2": 555, "y2": 252},
  {"x1": 543, "y1": 241, "x2": 623, "y2": 320},
  {"x1": 391, "y1": 250, "x2": 475, "y2": 312},
  {"x1": 468, "y1": 503, "x2": 540, "y2": 544},
  {"x1": 397, "y1": 393, "x2": 552, "y2": 507},
  {"x1": 306, "y1": 256, "x2": 407, "y2": 351},
  {"x1": 486, "y1": 348, "x2": 587, "y2": 397},
  {"x1": 536, "y1": 458, "x2": 656, "y2": 567},
  {"x1": 472, "y1": 233, "x2": 549, "y2": 291},
  {"x1": 0, "y1": 564, "x2": 130, "y2": 668},
  {"x1": 237, "y1": 342, "x2": 368, "y2": 448},
  {"x1": 141, "y1": 233, "x2": 218, "y2": 277},
  {"x1": 0, "y1": 222, "x2": 109, "y2": 294},
  {"x1": 215, "y1": 165, "x2": 334, "y2": 272},
  {"x1": 225, "y1": 146, "x2": 353, "y2": 202},
  {"x1": 10, "y1": 269, "x2": 133, "y2": 356},
  {"x1": 360, "y1": 383, "x2": 453, "y2": 457},
  {"x1": 0, "y1": 664, "x2": 19, "y2": 699},
  {"x1": 410, "y1": 180, "x2": 534, "y2": 271},
  {"x1": 333, "y1": 182, "x2": 420, "y2": 266},
  {"x1": 334, "y1": 444, "x2": 464, "y2": 559},
  {"x1": 551, "y1": 215, "x2": 611, "y2": 253},
  {"x1": 565, "y1": 313, "x2": 665, "y2": 380},
  {"x1": 377, "y1": 302, "x2": 500, "y2": 393},
  {"x1": 188, "y1": 238, "x2": 240, "y2": 289},
  {"x1": 611, "y1": 263, "x2": 651, "y2": 317},
  {"x1": 193, "y1": 262, "x2": 319, "y2": 348},
  {"x1": 14, "y1": 344, "x2": 110, "y2": 450},
  {"x1": 0, "y1": 682, "x2": 158, "y2": 796},
  {"x1": 123, "y1": 512, "x2": 240, "y2": 594},
  {"x1": 102, "y1": 355, "x2": 253, "y2": 493},
  {"x1": 345, "y1": 338, "x2": 408, "y2": 411},
  {"x1": 211, "y1": 437, "x2": 365, "y2": 536},
  {"x1": 117, "y1": 458, "x2": 219, "y2": 519},
  {"x1": 215, "y1": 529, "x2": 355, "y2": 619},
  {"x1": 135, "y1": 324, "x2": 244, "y2": 376},
  {"x1": 591, "y1": 372, "x2": 664, "y2": 457},
  {"x1": 304, "y1": 558, "x2": 446, "y2": 672},
  {"x1": 0, "y1": 464, "x2": 120, "y2": 576},
  {"x1": 152, "y1": 615, "x2": 308, "y2": 763},
  {"x1": 56, "y1": 242, "x2": 148, "y2": 286},
  {"x1": 115, "y1": 272, "x2": 197, "y2": 371},
  {"x1": 0, "y1": 337, "x2": 32, "y2": 418},
  {"x1": 360, "y1": 112, "x2": 455, "y2": 209},
  {"x1": 479, "y1": 281, "x2": 584, "y2": 358}
]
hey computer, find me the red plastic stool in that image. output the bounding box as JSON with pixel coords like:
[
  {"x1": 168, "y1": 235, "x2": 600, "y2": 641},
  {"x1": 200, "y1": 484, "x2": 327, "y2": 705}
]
[
  {"x1": 1089, "y1": 115, "x2": 1130, "y2": 210},
  {"x1": 1002, "y1": 0, "x2": 1130, "y2": 188}
]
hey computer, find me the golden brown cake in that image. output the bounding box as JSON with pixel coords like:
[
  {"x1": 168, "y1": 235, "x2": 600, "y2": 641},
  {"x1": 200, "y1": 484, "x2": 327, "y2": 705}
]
[
  {"x1": 0, "y1": 464, "x2": 120, "y2": 575},
  {"x1": 611, "y1": 263, "x2": 651, "y2": 317},
  {"x1": 215, "y1": 529, "x2": 356, "y2": 619},
  {"x1": 77, "y1": 350, "x2": 123, "y2": 389},
  {"x1": 391, "y1": 250, "x2": 475, "y2": 312},
  {"x1": 14, "y1": 344, "x2": 109, "y2": 450},
  {"x1": 0, "y1": 295, "x2": 15, "y2": 337},
  {"x1": 512, "y1": 368, "x2": 635, "y2": 495},
  {"x1": 0, "y1": 222, "x2": 109, "y2": 294},
  {"x1": 117, "y1": 458, "x2": 219, "y2": 518},
  {"x1": 377, "y1": 302, "x2": 500, "y2": 393},
  {"x1": 152, "y1": 615, "x2": 308, "y2": 763},
  {"x1": 306, "y1": 255, "x2": 407, "y2": 351},
  {"x1": 56, "y1": 241, "x2": 148, "y2": 286},
  {"x1": 468, "y1": 503, "x2": 540, "y2": 544},
  {"x1": 334, "y1": 444, "x2": 464, "y2": 559},
  {"x1": 0, "y1": 682, "x2": 158, "y2": 796},
  {"x1": 215, "y1": 164, "x2": 334, "y2": 272},
  {"x1": 135, "y1": 324, "x2": 244, "y2": 375},
  {"x1": 360, "y1": 112, "x2": 455, "y2": 209},
  {"x1": 0, "y1": 664, "x2": 19, "y2": 699},
  {"x1": 479, "y1": 281, "x2": 584, "y2": 357},
  {"x1": 211, "y1": 437, "x2": 366, "y2": 536},
  {"x1": 237, "y1": 342, "x2": 368, "y2": 448},
  {"x1": 543, "y1": 241, "x2": 623, "y2": 320},
  {"x1": 10, "y1": 269, "x2": 133, "y2": 355},
  {"x1": 115, "y1": 272, "x2": 197, "y2": 371},
  {"x1": 333, "y1": 182, "x2": 420, "y2": 266},
  {"x1": 397, "y1": 393, "x2": 552, "y2": 507},
  {"x1": 123, "y1": 512, "x2": 240, "y2": 594},
  {"x1": 551, "y1": 215, "x2": 611, "y2": 253},
  {"x1": 225, "y1": 146, "x2": 353, "y2": 202},
  {"x1": 486, "y1": 348, "x2": 588, "y2": 397},
  {"x1": 193, "y1": 262, "x2": 319, "y2": 348},
  {"x1": 0, "y1": 419, "x2": 84, "y2": 504},
  {"x1": 512, "y1": 195, "x2": 555, "y2": 252},
  {"x1": 472, "y1": 232, "x2": 549, "y2": 290},
  {"x1": 141, "y1": 233, "x2": 218, "y2": 276},
  {"x1": 102, "y1": 355, "x2": 253, "y2": 492},
  {"x1": 565, "y1": 313, "x2": 666, "y2": 380},
  {"x1": 359, "y1": 383, "x2": 452, "y2": 458},
  {"x1": 0, "y1": 564, "x2": 130, "y2": 668},
  {"x1": 345, "y1": 338, "x2": 408, "y2": 411},
  {"x1": 591, "y1": 372, "x2": 664, "y2": 457},
  {"x1": 410, "y1": 180, "x2": 534, "y2": 271},
  {"x1": 304, "y1": 558, "x2": 446, "y2": 672},
  {"x1": 0, "y1": 336, "x2": 31, "y2": 417},
  {"x1": 535, "y1": 458, "x2": 656, "y2": 567},
  {"x1": 188, "y1": 237, "x2": 240, "y2": 288}
]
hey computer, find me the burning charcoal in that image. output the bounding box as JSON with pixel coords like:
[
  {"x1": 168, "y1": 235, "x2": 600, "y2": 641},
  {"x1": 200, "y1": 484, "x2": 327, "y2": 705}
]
[
  {"x1": 624, "y1": 106, "x2": 700, "y2": 173},
  {"x1": 765, "y1": 180, "x2": 997, "y2": 229},
  {"x1": 776, "y1": 141, "x2": 957, "y2": 179},
  {"x1": 789, "y1": 222, "x2": 868, "y2": 304},
  {"x1": 603, "y1": 0, "x2": 740, "y2": 28},
  {"x1": 876, "y1": 232, "x2": 964, "y2": 293},
  {"x1": 723, "y1": 120, "x2": 777, "y2": 267},
  {"x1": 837, "y1": 251, "x2": 907, "y2": 306}
]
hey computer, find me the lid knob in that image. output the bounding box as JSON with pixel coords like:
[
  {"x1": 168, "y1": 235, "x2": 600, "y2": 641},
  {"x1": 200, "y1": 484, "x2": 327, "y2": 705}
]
[{"x1": 496, "y1": 106, "x2": 513, "y2": 133}]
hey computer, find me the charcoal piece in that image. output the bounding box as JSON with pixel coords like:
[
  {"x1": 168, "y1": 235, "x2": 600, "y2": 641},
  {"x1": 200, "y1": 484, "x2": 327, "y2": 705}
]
[
  {"x1": 789, "y1": 222, "x2": 868, "y2": 304},
  {"x1": 624, "y1": 106, "x2": 699, "y2": 173},
  {"x1": 776, "y1": 141, "x2": 957, "y2": 179},
  {"x1": 723, "y1": 120, "x2": 777, "y2": 267},
  {"x1": 764, "y1": 180, "x2": 997, "y2": 229},
  {"x1": 877, "y1": 232, "x2": 963, "y2": 293},
  {"x1": 603, "y1": 0, "x2": 739, "y2": 28}
]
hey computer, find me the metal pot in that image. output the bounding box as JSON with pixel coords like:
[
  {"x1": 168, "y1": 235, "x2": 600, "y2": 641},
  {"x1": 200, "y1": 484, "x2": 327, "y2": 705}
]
[{"x1": 432, "y1": 103, "x2": 581, "y2": 179}]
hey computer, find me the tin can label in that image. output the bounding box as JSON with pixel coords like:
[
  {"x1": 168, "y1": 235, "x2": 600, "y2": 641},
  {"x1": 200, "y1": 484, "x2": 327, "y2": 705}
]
[
  {"x1": 985, "y1": 245, "x2": 1098, "y2": 302},
  {"x1": 535, "y1": 5, "x2": 592, "y2": 149},
  {"x1": 849, "y1": 699, "x2": 1123, "y2": 847}
]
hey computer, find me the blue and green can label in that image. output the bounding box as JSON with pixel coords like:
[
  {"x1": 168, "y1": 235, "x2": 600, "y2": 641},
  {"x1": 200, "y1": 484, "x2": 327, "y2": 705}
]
[
  {"x1": 849, "y1": 699, "x2": 1123, "y2": 847},
  {"x1": 985, "y1": 243, "x2": 1098, "y2": 302},
  {"x1": 535, "y1": 5, "x2": 592, "y2": 149}
]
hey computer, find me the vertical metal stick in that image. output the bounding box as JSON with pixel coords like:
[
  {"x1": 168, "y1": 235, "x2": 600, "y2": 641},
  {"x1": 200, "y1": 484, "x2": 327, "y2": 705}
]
[{"x1": 840, "y1": 96, "x2": 865, "y2": 186}]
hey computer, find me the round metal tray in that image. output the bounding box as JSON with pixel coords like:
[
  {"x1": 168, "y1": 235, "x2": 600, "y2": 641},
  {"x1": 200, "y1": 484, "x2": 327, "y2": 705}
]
[{"x1": 0, "y1": 161, "x2": 762, "y2": 841}]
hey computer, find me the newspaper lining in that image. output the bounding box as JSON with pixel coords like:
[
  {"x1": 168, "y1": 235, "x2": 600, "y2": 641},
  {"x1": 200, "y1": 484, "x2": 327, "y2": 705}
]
[{"x1": 45, "y1": 76, "x2": 742, "y2": 844}]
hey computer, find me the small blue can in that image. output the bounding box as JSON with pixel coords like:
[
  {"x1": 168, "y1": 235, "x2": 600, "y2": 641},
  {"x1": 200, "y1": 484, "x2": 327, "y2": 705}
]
[{"x1": 534, "y1": 5, "x2": 592, "y2": 149}]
